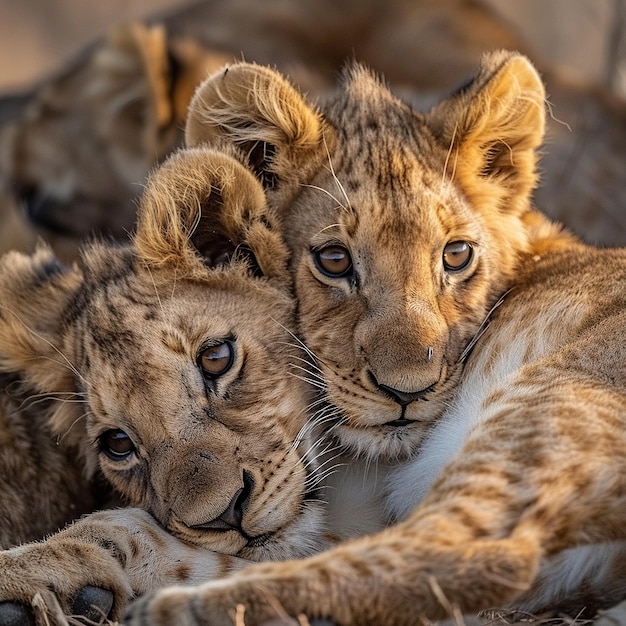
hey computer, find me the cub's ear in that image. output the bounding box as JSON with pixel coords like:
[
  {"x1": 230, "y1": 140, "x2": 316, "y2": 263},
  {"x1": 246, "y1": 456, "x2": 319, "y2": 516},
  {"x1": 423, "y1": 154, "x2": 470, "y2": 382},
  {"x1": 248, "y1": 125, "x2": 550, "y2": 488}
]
[
  {"x1": 0, "y1": 248, "x2": 79, "y2": 395},
  {"x1": 134, "y1": 147, "x2": 290, "y2": 283},
  {"x1": 184, "y1": 63, "x2": 327, "y2": 203},
  {"x1": 93, "y1": 22, "x2": 175, "y2": 158},
  {"x1": 427, "y1": 50, "x2": 546, "y2": 215}
]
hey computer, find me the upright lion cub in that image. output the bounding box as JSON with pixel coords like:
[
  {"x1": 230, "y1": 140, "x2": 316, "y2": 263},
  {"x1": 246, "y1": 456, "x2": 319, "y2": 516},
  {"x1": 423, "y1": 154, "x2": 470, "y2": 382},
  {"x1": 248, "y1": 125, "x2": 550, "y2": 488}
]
[{"x1": 122, "y1": 52, "x2": 626, "y2": 624}]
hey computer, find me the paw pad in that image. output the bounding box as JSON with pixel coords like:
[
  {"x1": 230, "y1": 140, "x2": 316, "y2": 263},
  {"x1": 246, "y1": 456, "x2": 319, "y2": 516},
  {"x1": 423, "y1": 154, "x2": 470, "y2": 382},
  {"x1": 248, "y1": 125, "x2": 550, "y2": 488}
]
[
  {"x1": 0, "y1": 602, "x2": 34, "y2": 626},
  {"x1": 72, "y1": 586, "x2": 114, "y2": 624}
]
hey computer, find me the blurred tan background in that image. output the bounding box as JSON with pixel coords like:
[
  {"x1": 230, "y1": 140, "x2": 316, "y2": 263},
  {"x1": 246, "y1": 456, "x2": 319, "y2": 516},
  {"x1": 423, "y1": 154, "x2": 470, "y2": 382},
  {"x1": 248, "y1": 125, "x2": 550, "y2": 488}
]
[
  {"x1": 0, "y1": 0, "x2": 624, "y2": 254},
  {"x1": 0, "y1": 0, "x2": 189, "y2": 93},
  {"x1": 0, "y1": 0, "x2": 624, "y2": 97}
]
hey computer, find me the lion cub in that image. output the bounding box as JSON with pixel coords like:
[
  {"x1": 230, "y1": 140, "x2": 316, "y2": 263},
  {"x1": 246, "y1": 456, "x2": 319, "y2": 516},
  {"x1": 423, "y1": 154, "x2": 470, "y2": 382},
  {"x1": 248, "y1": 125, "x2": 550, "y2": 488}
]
[
  {"x1": 121, "y1": 51, "x2": 626, "y2": 624},
  {"x1": 0, "y1": 147, "x2": 339, "y2": 624}
]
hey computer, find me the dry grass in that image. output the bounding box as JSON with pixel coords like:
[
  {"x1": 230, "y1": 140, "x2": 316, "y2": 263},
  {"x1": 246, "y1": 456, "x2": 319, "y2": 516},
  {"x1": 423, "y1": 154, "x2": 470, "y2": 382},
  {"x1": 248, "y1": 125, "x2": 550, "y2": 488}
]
[{"x1": 26, "y1": 583, "x2": 626, "y2": 626}]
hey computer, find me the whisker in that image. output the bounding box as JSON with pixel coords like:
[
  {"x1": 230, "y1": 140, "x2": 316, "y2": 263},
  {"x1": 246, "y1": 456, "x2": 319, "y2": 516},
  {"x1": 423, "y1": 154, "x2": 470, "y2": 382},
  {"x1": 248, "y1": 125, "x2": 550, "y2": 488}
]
[
  {"x1": 301, "y1": 184, "x2": 347, "y2": 212},
  {"x1": 17, "y1": 393, "x2": 87, "y2": 413},
  {"x1": 459, "y1": 290, "x2": 512, "y2": 363},
  {"x1": 270, "y1": 320, "x2": 330, "y2": 370},
  {"x1": 292, "y1": 407, "x2": 339, "y2": 449},
  {"x1": 57, "y1": 410, "x2": 91, "y2": 443},
  {"x1": 288, "y1": 361, "x2": 326, "y2": 382},
  {"x1": 289, "y1": 372, "x2": 326, "y2": 391},
  {"x1": 283, "y1": 351, "x2": 324, "y2": 375},
  {"x1": 305, "y1": 404, "x2": 345, "y2": 430},
  {"x1": 294, "y1": 405, "x2": 344, "y2": 449},
  {"x1": 325, "y1": 414, "x2": 349, "y2": 436},
  {"x1": 298, "y1": 441, "x2": 344, "y2": 482},
  {"x1": 306, "y1": 461, "x2": 347, "y2": 489},
  {"x1": 304, "y1": 396, "x2": 333, "y2": 414},
  {"x1": 0, "y1": 304, "x2": 87, "y2": 385},
  {"x1": 322, "y1": 134, "x2": 352, "y2": 212},
  {"x1": 442, "y1": 122, "x2": 459, "y2": 184},
  {"x1": 146, "y1": 265, "x2": 166, "y2": 320}
]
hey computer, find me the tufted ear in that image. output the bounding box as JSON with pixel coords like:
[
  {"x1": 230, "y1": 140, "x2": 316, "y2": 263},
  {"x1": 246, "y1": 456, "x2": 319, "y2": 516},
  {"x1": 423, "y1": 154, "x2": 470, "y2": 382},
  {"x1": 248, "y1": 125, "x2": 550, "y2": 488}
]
[
  {"x1": 184, "y1": 63, "x2": 328, "y2": 205},
  {"x1": 0, "y1": 247, "x2": 80, "y2": 399},
  {"x1": 93, "y1": 22, "x2": 177, "y2": 161},
  {"x1": 427, "y1": 50, "x2": 546, "y2": 216},
  {"x1": 134, "y1": 146, "x2": 290, "y2": 284}
]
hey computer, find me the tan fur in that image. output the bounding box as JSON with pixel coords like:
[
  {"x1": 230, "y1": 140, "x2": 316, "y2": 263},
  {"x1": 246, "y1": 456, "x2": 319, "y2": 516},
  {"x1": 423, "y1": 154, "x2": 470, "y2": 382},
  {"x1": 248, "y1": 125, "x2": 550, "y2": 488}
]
[
  {"x1": 118, "y1": 52, "x2": 626, "y2": 625},
  {"x1": 0, "y1": 147, "x2": 335, "y2": 620},
  {"x1": 0, "y1": 24, "x2": 183, "y2": 253},
  {"x1": 1, "y1": 0, "x2": 624, "y2": 263},
  {"x1": 186, "y1": 54, "x2": 553, "y2": 460}
]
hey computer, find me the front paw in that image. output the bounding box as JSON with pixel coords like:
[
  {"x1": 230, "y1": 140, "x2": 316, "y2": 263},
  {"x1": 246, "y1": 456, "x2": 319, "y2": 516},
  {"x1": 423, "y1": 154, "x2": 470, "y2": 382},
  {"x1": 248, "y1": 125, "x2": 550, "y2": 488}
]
[
  {"x1": 125, "y1": 586, "x2": 227, "y2": 626},
  {"x1": 124, "y1": 581, "x2": 337, "y2": 626},
  {"x1": 0, "y1": 587, "x2": 113, "y2": 626},
  {"x1": 0, "y1": 541, "x2": 132, "y2": 625}
]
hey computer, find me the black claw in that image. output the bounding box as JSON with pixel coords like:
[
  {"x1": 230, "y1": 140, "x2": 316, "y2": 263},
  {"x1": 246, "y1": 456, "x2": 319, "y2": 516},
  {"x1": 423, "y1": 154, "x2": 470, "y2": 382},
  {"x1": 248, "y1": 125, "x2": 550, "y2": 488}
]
[
  {"x1": 72, "y1": 586, "x2": 114, "y2": 624},
  {"x1": 0, "y1": 603, "x2": 35, "y2": 626}
]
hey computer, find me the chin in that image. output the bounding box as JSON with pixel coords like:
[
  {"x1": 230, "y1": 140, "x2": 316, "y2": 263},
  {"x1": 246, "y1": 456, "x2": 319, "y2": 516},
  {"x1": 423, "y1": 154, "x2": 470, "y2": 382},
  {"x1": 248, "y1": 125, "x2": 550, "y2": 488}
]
[{"x1": 332, "y1": 421, "x2": 427, "y2": 462}]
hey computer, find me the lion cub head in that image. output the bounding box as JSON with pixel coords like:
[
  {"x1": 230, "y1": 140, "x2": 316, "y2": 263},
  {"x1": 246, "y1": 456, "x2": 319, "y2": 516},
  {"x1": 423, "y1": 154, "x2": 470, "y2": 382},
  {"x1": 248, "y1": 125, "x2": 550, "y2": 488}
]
[
  {"x1": 185, "y1": 51, "x2": 553, "y2": 460},
  {"x1": 0, "y1": 24, "x2": 189, "y2": 256},
  {"x1": 0, "y1": 147, "x2": 326, "y2": 559}
]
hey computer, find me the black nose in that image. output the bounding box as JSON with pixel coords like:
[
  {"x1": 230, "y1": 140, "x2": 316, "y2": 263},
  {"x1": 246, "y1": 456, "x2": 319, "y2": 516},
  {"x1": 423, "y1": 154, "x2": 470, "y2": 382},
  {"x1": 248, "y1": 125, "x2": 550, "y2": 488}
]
[
  {"x1": 16, "y1": 186, "x2": 71, "y2": 235},
  {"x1": 368, "y1": 371, "x2": 431, "y2": 406},
  {"x1": 191, "y1": 471, "x2": 253, "y2": 532},
  {"x1": 377, "y1": 383, "x2": 429, "y2": 406}
]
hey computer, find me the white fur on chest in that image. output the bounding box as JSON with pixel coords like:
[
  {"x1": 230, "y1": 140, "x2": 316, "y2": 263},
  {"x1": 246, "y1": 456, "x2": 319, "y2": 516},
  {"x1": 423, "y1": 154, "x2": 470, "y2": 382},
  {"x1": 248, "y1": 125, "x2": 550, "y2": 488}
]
[{"x1": 322, "y1": 454, "x2": 392, "y2": 538}]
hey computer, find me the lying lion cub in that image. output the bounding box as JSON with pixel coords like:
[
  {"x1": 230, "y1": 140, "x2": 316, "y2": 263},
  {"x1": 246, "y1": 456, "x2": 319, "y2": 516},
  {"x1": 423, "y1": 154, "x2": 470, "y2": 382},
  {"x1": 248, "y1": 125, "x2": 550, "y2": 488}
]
[
  {"x1": 2, "y1": 51, "x2": 626, "y2": 626},
  {"x1": 121, "y1": 51, "x2": 626, "y2": 624},
  {"x1": 0, "y1": 147, "x2": 365, "y2": 624}
]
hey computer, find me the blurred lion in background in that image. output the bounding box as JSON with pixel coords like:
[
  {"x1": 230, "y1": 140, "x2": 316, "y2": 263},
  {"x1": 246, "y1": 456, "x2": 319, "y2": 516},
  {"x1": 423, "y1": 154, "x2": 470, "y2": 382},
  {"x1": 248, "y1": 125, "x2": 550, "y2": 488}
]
[{"x1": 1, "y1": 0, "x2": 625, "y2": 260}]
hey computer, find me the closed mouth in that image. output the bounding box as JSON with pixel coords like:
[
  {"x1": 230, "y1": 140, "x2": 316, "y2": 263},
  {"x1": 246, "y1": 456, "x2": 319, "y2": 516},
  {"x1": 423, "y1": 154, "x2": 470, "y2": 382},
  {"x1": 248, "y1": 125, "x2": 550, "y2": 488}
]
[
  {"x1": 384, "y1": 418, "x2": 415, "y2": 427},
  {"x1": 186, "y1": 521, "x2": 274, "y2": 549}
]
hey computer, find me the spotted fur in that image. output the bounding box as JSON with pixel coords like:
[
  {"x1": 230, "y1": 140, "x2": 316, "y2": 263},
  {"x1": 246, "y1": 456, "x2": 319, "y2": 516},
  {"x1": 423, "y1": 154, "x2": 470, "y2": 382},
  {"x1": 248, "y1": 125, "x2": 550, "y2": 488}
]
[{"x1": 121, "y1": 51, "x2": 626, "y2": 625}]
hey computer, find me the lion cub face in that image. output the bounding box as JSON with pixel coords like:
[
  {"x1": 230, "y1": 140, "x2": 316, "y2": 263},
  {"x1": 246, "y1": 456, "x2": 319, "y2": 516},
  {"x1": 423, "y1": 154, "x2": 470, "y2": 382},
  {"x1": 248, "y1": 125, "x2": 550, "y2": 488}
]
[
  {"x1": 185, "y1": 53, "x2": 545, "y2": 459},
  {"x1": 0, "y1": 24, "x2": 182, "y2": 255},
  {"x1": 0, "y1": 149, "x2": 326, "y2": 560}
]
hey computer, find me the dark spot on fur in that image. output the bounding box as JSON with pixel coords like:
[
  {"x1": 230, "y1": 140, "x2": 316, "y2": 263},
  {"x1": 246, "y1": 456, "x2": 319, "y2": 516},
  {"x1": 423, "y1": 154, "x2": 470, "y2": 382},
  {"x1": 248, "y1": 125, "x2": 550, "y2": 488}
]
[
  {"x1": 174, "y1": 564, "x2": 191, "y2": 581},
  {"x1": 128, "y1": 537, "x2": 140, "y2": 559},
  {"x1": 235, "y1": 244, "x2": 264, "y2": 278},
  {"x1": 191, "y1": 195, "x2": 237, "y2": 266},
  {"x1": 90, "y1": 325, "x2": 138, "y2": 362},
  {"x1": 95, "y1": 538, "x2": 127, "y2": 567}
]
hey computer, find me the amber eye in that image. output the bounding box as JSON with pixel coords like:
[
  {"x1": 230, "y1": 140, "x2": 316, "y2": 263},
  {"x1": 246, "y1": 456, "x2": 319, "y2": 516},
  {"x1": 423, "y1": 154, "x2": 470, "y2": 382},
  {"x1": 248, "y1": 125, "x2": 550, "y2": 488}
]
[
  {"x1": 313, "y1": 245, "x2": 353, "y2": 278},
  {"x1": 100, "y1": 429, "x2": 135, "y2": 462},
  {"x1": 443, "y1": 241, "x2": 473, "y2": 272},
  {"x1": 199, "y1": 341, "x2": 234, "y2": 379}
]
